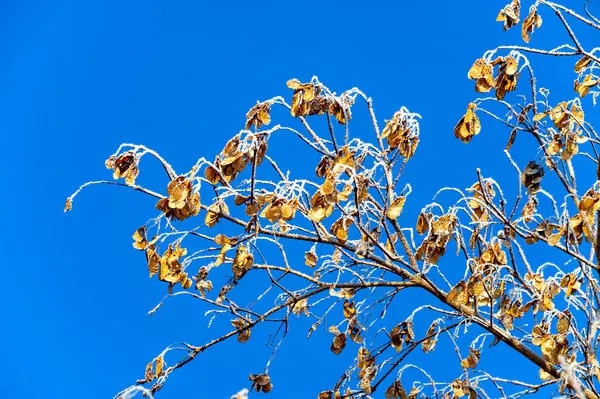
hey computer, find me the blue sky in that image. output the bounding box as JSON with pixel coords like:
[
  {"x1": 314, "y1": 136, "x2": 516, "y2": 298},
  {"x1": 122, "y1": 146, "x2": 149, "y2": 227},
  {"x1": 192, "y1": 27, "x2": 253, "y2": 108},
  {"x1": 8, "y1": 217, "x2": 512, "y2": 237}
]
[{"x1": 1, "y1": 0, "x2": 599, "y2": 398}]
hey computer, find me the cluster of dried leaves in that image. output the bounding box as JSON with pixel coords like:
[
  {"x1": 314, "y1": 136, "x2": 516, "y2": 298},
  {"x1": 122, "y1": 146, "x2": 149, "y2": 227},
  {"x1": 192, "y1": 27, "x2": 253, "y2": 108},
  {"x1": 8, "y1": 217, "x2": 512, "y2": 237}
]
[{"x1": 66, "y1": 1, "x2": 600, "y2": 398}]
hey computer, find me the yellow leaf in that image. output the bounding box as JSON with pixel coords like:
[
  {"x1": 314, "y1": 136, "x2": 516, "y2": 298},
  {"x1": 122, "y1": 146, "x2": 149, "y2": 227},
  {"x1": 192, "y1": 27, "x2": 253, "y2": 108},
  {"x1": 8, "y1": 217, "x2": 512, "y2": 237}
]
[
  {"x1": 305, "y1": 251, "x2": 318, "y2": 267},
  {"x1": 460, "y1": 348, "x2": 480, "y2": 369},
  {"x1": 387, "y1": 196, "x2": 406, "y2": 220},
  {"x1": 155, "y1": 356, "x2": 164, "y2": 378}
]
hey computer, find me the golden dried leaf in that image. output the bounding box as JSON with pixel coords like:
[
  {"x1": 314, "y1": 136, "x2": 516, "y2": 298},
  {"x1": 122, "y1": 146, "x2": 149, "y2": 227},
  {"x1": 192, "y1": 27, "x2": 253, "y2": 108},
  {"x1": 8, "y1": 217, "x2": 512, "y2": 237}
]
[
  {"x1": 560, "y1": 273, "x2": 581, "y2": 297},
  {"x1": 245, "y1": 102, "x2": 271, "y2": 130},
  {"x1": 232, "y1": 245, "x2": 254, "y2": 280},
  {"x1": 305, "y1": 250, "x2": 318, "y2": 267},
  {"x1": 291, "y1": 298, "x2": 309, "y2": 315},
  {"x1": 495, "y1": 56, "x2": 519, "y2": 100},
  {"x1": 454, "y1": 103, "x2": 481, "y2": 143},
  {"x1": 390, "y1": 321, "x2": 414, "y2": 351},
  {"x1": 108, "y1": 152, "x2": 139, "y2": 186},
  {"x1": 521, "y1": 6, "x2": 542, "y2": 43},
  {"x1": 308, "y1": 191, "x2": 334, "y2": 223},
  {"x1": 422, "y1": 320, "x2": 439, "y2": 353},
  {"x1": 416, "y1": 212, "x2": 429, "y2": 235},
  {"x1": 343, "y1": 299, "x2": 357, "y2": 320},
  {"x1": 468, "y1": 58, "x2": 495, "y2": 92},
  {"x1": 461, "y1": 348, "x2": 480, "y2": 369},
  {"x1": 451, "y1": 379, "x2": 469, "y2": 398},
  {"x1": 387, "y1": 196, "x2": 406, "y2": 220},
  {"x1": 497, "y1": 0, "x2": 520, "y2": 30},
  {"x1": 155, "y1": 356, "x2": 164, "y2": 378},
  {"x1": 575, "y1": 56, "x2": 592, "y2": 73},
  {"x1": 575, "y1": 75, "x2": 600, "y2": 98},
  {"x1": 146, "y1": 246, "x2": 160, "y2": 278},
  {"x1": 447, "y1": 281, "x2": 469, "y2": 307},
  {"x1": 330, "y1": 217, "x2": 353, "y2": 243},
  {"x1": 144, "y1": 362, "x2": 154, "y2": 382},
  {"x1": 205, "y1": 202, "x2": 228, "y2": 227}
]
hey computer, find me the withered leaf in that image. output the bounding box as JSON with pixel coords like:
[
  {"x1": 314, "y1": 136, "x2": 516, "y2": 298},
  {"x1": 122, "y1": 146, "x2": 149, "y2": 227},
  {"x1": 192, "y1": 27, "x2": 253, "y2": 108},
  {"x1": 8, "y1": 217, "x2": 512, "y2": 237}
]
[
  {"x1": 387, "y1": 196, "x2": 406, "y2": 220},
  {"x1": 460, "y1": 348, "x2": 480, "y2": 369},
  {"x1": 331, "y1": 333, "x2": 347, "y2": 355},
  {"x1": 454, "y1": 103, "x2": 481, "y2": 143},
  {"x1": 497, "y1": 0, "x2": 520, "y2": 30},
  {"x1": 521, "y1": 6, "x2": 542, "y2": 43}
]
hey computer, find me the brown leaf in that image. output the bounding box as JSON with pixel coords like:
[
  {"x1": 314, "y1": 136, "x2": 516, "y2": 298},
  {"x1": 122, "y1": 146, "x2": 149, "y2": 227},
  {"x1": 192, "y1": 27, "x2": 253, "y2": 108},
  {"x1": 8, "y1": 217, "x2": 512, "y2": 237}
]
[
  {"x1": 461, "y1": 348, "x2": 480, "y2": 369},
  {"x1": 521, "y1": 6, "x2": 542, "y2": 43},
  {"x1": 454, "y1": 103, "x2": 481, "y2": 143},
  {"x1": 497, "y1": 0, "x2": 521, "y2": 30}
]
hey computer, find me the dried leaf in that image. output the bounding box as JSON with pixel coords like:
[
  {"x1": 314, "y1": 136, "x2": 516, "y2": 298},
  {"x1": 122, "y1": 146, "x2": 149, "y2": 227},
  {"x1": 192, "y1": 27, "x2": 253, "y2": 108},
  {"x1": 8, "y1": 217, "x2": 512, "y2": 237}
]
[
  {"x1": 497, "y1": 0, "x2": 520, "y2": 31},
  {"x1": 461, "y1": 348, "x2": 480, "y2": 369},
  {"x1": 387, "y1": 196, "x2": 406, "y2": 220},
  {"x1": 521, "y1": 6, "x2": 542, "y2": 43}
]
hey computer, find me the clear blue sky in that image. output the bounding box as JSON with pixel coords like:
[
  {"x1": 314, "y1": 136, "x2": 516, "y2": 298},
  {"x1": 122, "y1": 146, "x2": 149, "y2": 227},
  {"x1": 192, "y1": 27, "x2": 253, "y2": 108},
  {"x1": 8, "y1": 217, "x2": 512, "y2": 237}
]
[{"x1": 1, "y1": 0, "x2": 598, "y2": 398}]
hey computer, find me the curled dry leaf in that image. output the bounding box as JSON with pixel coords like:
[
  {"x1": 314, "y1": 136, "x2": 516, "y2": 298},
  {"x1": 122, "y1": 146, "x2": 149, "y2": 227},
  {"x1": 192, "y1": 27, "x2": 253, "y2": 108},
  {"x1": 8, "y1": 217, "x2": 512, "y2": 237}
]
[
  {"x1": 132, "y1": 226, "x2": 157, "y2": 251},
  {"x1": 574, "y1": 55, "x2": 592, "y2": 73},
  {"x1": 287, "y1": 79, "x2": 320, "y2": 117},
  {"x1": 144, "y1": 356, "x2": 164, "y2": 383},
  {"x1": 330, "y1": 217, "x2": 353, "y2": 243},
  {"x1": 574, "y1": 75, "x2": 600, "y2": 98},
  {"x1": 156, "y1": 176, "x2": 201, "y2": 221},
  {"x1": 468, "y1": 58, "x2": 495, "y2": 93},
  {"x1": 496, "y1": 0, "x2": 520, "y2": 30},
  {"x1": 249, "y1": 373, "x2": 273, "y2": 393},
  {"x1": 291, "y1": 297, "x2": 309, "y2": 315},
  {"x1": 416, "y1": 212, "x2": 430, "y2": 235},
  {"x1": 260, "y1": 196, "x2": 299, "y2": 225},
  {"x1": 331, "y1": 332, "x2": 347, "y2": 355},
  {"x1": 390, "y1": 320, "x2": 414, "y2": 351},
  {"x1": 521, "y1": 195, "x2": 538, "y2": 222},
  {"x1": 205, "y1": 201, "x2": 229, "y2": 227},
  {"x1": 343, "y1": 299, "x2": 357, "y2": 320},
  {"x1": 450, "y1": 379, "x2": 472, "y2": 398},
  {"x1": 416, "y1": 213, "x2": 456, "y2": 264},
  {"x1": 381, "y1": 111, "x2": 419, "y2": 157},
  {"x1": 232, "y1": 318, "x2": 251, "y2": 343},
  {"x1": 521, "y1": 6, "x2": 542, "y2": 43},
  {"x1": 106, "y1": 151, "x2": 139, "y2": 186},
  {"x1": 156, "y1": 243, "x2": 193, "y2": 290},
  {"x1": 194, "y1": 266, "x2": 213, "y2": 296},
  {"x1": 454, "y1": 103, "x2": 481, "y2": 143},
  {"x1": 422, "y1": 320, "x2": 440, "y2": 353},
  {"x1": 560, "y1": 273, "x2": 582, "y2": 297},
  {"x1": 245, "y1": 101, "x2": 271, "y2": 130},
  {"x1": 305, "y1": 250, "x2": 318, "y2": 267},
  {"x1": 495, "y1": 56, "x2": 519, "y2": 100},
  {"x1": 232, "y1": 245, "x2": 254, "y2": 280},
  {"x1": 461, "y1": 348, "x2": 480, "y2": 369}
]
